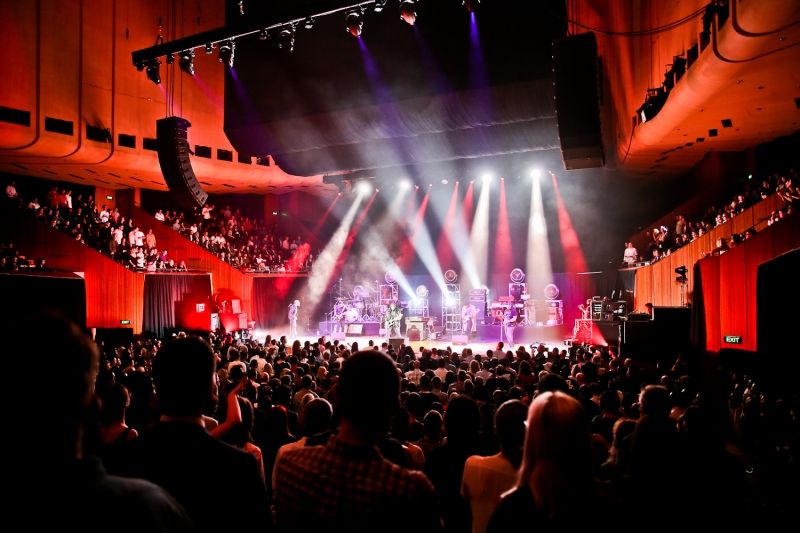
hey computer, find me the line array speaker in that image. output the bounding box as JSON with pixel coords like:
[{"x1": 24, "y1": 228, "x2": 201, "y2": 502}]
[
  {"x1": 553, "y1": 32, "x2": 604, "y2": 170},
  {"x1": 156, "y1": 117, "x2": 209, "y2": 208}
]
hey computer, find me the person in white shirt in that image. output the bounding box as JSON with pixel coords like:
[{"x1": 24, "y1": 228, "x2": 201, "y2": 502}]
[
  {"x1": 461, "y1": 400, "x2": 527, "y2": 533},
  {"x1": 99, "y1": 206, "x2": 110, "y2": 223},
  {"x1": 135, "y1": 228, "x2": 145, "y2": 247},
  {"x1": 66, "y1": 191, "x2": 73, "y2": 209},
  {"x1": 27, "y1": 198, "x2": 40, "y2": 210},
  {"x1": 623, "y1": 242, "x2": 638, "y2": 266},
  {"x1": 202, "y1": 205, "x2": 211, "y2": 220},
  {"x1": 405, "y1": 361, "x2": 423, "y2": 384},
  {"x1": 154, "y1": 210, "x2": 165, "y2": 221},
  {"x1": 114, "y1": 226, "x2": 124, "y2": 244}
]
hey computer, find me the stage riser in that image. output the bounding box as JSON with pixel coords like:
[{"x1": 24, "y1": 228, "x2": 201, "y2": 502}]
[{"x1": 475, "y1": 325, "x2": 564, "y2": 344}]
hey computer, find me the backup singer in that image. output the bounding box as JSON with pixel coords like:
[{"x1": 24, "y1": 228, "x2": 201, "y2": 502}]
[
  {"x1": 288, "y1": 300, "x2": 300, "y2": 340},
  {"x1": 384, "y1": 301, "x2": 403, "y2": 338},
  {"x1": 461, "y1": 303, "x2": 478, "y2": 336}
]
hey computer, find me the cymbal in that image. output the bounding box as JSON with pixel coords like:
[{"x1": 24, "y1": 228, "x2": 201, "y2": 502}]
[{"x1": 334, "y1": 297, "x2": 348, "y2": 301}]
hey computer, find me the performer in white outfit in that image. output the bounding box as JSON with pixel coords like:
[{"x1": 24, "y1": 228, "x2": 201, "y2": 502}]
[
  {"x1": 288, "y1": 300, "x2": 300, "y2": 339},
  {"x1": 503, "y1": 307, "x2": 517, "y2": 351}
]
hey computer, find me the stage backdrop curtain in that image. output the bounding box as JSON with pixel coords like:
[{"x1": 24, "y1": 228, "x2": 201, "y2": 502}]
[
  {"x1": 252, "y1": 276, "x2": 307, "y2": 331},
  {"x1": 143, "y1": 274, "x2": 212, "y2": 338},
  {"x1": 0, "y1": 272, "x2": 87, "y2": 329}
]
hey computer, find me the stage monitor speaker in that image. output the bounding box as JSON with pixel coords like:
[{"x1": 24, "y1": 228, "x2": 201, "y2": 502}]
[
  {"x1": 346, "y1": 324, "x2": 364, "y2": 336},
  {"x1": 553, "y1": 32, "x2": 603, "y2": 170},
  {"x1": 231, "y1": 299, "x2": 242, "y2": 314},
  {"x1": 388, "y1": 337, "x2": 404, "y2": 351},
  {"x1": 156, "y1": 116, "x2": 209, "y2": 209},
  {"x1": 452, "y1": 334, "x2": 469, "y2": 345},
  {"x1": 408, "y1": 326, "x2": 422, "y2": 342},
  {"x1": 211, "y1": 313, "x2": 220, "y2": 331}
]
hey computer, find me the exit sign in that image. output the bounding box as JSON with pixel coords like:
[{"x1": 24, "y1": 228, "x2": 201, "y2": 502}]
[
  {"x1": 120, "y1": 319, "x2": 131, "y2": 325},
  {"x1": 724, "y1": 335, "x2": 742, "y2": 344},
  {"x1": 106, "y1": 195, "x2": 114, "y2": 200}
]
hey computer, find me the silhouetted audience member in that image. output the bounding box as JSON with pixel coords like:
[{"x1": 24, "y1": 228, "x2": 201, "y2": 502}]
[
  {"x1": 5, "y1": 311, "x2": 191, "y2": 532},
  {"x1": 274, "y1": 350, "x2": 442, "y2": 532},
  {"x1": 114, "y1": 337, "x2": 271, "y2": 532}
]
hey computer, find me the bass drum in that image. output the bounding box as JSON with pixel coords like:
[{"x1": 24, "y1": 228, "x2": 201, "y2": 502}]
[{"x1": 344, "y1": 308, "x2": 361, "y2": 323}]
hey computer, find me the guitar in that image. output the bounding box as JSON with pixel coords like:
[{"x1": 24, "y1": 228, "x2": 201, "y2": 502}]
[
  {"x1": 462, "y1": 306, "x2": 477, "y2": 321},
  {"x1": 385, "y1": 309, "x2": 402, "y2": 330}
]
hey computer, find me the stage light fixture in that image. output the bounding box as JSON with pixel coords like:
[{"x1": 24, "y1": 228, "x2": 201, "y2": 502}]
[
  {"x1": 145, "y1": 59, "x2": 162, "y2": 84},
  {"x1": 218, "y1": 40, "x2": 235, "y2": 67},
  {"x1": 304, "y1": 17, "x2": 315, "y2": 30},
  {"x1": 442, "y1": 179, "x2": 448, "y2": 184},
  {"x1": 399, "y1": 181, "x2": 410, "y2": 190},
  {"x1": 444, "y1": 269, "x2": 458, "y2": 283},
  {"x1": 279, "y1": 26, "x2": 296, "y2": 53},
  {"x1": 165, "y1": 53, "x2": 174, "y2": 65},
  {"x1": 510, "y1": 268, "x2": 525, "y2": 283},
  {"x1": 178, "y1": 50, "x2": 195, "y2": 75},
  {"x1": 482, "y1": 173, "x2": 492, "y2": 183},
  {"x1": 358, "y1": 182, "x2": 371, "y2": 194},
  {"x1": 400, "y1": 0, "x2": 417, "y2": 25},
  {"x1": 530, "y1": 169, "x2": 541, "y2": 179},
  {"x1": 675, "y1": 265, "x2": 688, "y2": 282},
  {"x1": 346, "y1": 11, "x2": 363, "y2": 37},
  {"x1": 374, "y1": 0, "x2": 388, "y2": 12},
  {"x1": 258, "y1": 29, "x2": 268, "y2": 40},
  {"x1": 463, "y1": 0, "x2": 480, "y2": 12},
  {"x1": 205, "y1": 43, "x2": 214, "y2": 54},
  {"x1": 416, "y1": 285, "x2": 429, "y2": 298}
]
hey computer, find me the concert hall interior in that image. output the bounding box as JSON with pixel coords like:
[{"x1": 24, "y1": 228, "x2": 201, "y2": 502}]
[{"x1": 1, "y1": 0, "x2": 799, "y2": 528}]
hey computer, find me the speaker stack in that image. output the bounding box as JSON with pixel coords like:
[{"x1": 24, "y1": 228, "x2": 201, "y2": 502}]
[{"x1": 156, "y1": 117, "x2": 209, "y2": 208}]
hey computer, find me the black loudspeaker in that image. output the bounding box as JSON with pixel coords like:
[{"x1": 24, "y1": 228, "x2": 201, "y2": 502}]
[
  {"x1": 156, "y1": 117, "x2": 209, "y2": 208},
  {"x1": 388, "y1": 337, "x2": 404, "y2": 351},
  {"x1": 553, "y1": 33, "x2": 603, "y2": 170}
]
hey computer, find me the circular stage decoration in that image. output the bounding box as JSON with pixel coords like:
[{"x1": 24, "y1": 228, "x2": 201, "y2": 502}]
[
  {"x1": 415, "y1": 285, "x2": 429, "y2": 298},
  {"x1": 385, "y1": 271, "x2": 396, "y2": 284},
  {"x1": 444, "y1": 269, "x2": 458, "y2": 283},
  {"x1": 544, "y1": 283, "x2": 560, "y2": 300},
  {"x1": 510, "y1": 268, "x2": 525, "y2": 283}
]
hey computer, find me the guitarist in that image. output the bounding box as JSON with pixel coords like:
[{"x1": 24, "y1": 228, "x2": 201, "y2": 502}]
[
  {"x1": 384, "y1": 301, "x2": 403, "y2": 338},
  {"x1": 332, "y1": 300, "x2": 346, "y2": 333},
  {"x1": 461, "y1": 303, "x2": 478, "y2": 336}
]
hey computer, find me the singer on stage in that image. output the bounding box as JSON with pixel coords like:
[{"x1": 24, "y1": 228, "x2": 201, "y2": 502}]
[{"x1": 288, "y1": 299, "x2": 300, "y2": 339}]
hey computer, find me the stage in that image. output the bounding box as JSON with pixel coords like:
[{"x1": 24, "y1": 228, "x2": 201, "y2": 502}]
[{"x1": 315, "y1": 320, "x2": 567, "y2": 346}]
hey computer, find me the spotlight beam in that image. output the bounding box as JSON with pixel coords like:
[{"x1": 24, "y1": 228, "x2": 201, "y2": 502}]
[
  {"x1": 551, "y1": 172, "x2": 588, "y2": 273},
  {"x1": 301, "y1": 189, "x2": 367, "y2": 313},
  {"x1": 526, "y1": 169, "x2": 552, "y2": 284},
  {"x1": 494, "y1": 178, "x2": 514, "y2": 277},
  {"x1": 470, "y1": 178, "x2": 491, "y2": 286}
]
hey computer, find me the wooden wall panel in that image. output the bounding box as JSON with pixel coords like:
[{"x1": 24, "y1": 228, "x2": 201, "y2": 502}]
[{"x1": 0, "y1": 210, "x2": 144, "y2": 332}]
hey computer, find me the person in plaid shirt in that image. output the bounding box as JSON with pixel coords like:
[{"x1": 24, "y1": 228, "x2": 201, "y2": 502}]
[{"x1": 274, "y1": 350, "x2": 442, "y2": 533}]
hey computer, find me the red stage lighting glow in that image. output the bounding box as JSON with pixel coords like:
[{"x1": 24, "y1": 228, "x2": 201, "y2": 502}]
[
  {"x1": 275, "y1": 243, "x2": 311, "y2": 298},
  {"x1": 330, "y1": 191, "x2": 378, "y2": 280},
  {"x1": 551, "y1": 172, "x2": 588, "y2": 273},
  {"x1": 461, "y1": 181, "x2": 475, "y2": 233},
  {"x1": 398, "y1": 187, "x2": 428, "y2": 270},
  {"x1": 312, "y1": 195, "x2": 340, "y2": 234},
  {"x1": 495, "y1": 178, "x2": 514, "y2": 277},
  {"x1": 435, "y1": 182, "x2": 459, "y2": 272}
]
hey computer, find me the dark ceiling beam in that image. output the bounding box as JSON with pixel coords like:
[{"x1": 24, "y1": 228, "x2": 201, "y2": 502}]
[{"x1": 131, "y1": 0, "x2": 379, "y2": 66}]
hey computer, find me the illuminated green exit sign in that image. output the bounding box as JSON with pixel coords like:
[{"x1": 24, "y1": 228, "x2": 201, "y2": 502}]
[
  {"x1": 724, "y1": 335, "x2": 742, "y2": 344},
  {"x1": 120, "y1": 320, "x2": 131, "y2": 325}
]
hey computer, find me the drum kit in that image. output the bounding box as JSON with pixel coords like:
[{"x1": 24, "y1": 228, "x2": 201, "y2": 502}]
[{"x1": 331, "y1": 282, "x2": 384, "y2": 324}]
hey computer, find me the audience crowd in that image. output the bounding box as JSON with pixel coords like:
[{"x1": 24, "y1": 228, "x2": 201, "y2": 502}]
[
  {"x1": 623, "y1": 168, "x2": 796, "y2": 265},
  {"x1": 14, "y1": 308, "x2": 797, "y2": 531},
  {"x1": 4, "y1": 181, "x2": 315, "y2": 274},
  {"x1": 151, "y1": 205, "x2": 315, "y2": 273}
]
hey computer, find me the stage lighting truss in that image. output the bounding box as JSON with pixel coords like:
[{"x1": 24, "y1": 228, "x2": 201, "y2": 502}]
[
  {"x1": 510, "y1": 268, "x2": 525, "y2": 283},
  {"x1": 144, "y1": 59, "x2": 162, "y2": 84},
  {"x1": 218, "y1": 40, "x2": 235, "y2": 67},
  {"x1": 346, "y1": 9, "x2": 364, "y2": 37},
  {"x1": 385, "y1": 271, "x2": 397, "y2": 284},
  {"x1": 178, "y1": 50, "x2": 195, "y2": 75},
  {"x1": 544, "y1": 283, "x2": 560, "y2": 300},
  {"x1": 444, "y1": 270, "x2": 458, "y2": 283},
  {"x1": 400, "y1": 0, "x2": 417, "y2": 25}
]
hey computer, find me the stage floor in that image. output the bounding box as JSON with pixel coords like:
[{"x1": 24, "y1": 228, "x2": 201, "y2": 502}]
[{"x1": 268, "y1": 324, "x2": 571, "y2": 356}]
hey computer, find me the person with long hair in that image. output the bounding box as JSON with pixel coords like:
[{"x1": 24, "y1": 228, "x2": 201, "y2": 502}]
[{"x1": 487, "y1": 392, "x2": 609, "y2": 530}]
